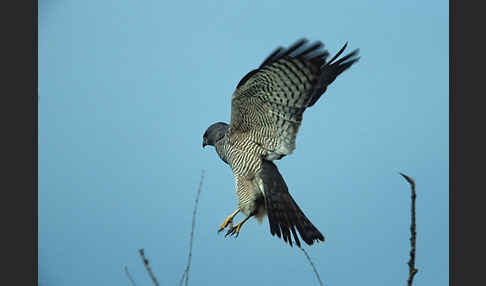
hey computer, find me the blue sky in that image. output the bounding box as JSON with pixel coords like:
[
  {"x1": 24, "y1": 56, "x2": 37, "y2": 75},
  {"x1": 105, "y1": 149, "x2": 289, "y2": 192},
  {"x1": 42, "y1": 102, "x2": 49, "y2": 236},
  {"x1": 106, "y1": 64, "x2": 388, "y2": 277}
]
[{"x1": 39, "y1": 1, "x2": 448, "y2": 285}]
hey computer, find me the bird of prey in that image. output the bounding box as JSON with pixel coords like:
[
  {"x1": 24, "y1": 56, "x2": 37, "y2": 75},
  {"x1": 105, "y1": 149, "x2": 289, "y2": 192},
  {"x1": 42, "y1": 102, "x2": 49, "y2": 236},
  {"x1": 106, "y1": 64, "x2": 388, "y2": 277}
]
[{"x1": 202, "y1": 38, "x2": 359, "y2": 247}]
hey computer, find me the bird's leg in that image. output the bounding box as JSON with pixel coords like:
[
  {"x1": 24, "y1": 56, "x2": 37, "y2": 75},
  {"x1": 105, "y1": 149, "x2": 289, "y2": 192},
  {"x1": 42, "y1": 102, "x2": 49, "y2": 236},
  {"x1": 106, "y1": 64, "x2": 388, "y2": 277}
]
[
  {"x1": 218, "y1": 209, "x2": 240, "y2": 233},
  {"x1": 225, "y1": 212, "x2": 254, "y2": 238}
]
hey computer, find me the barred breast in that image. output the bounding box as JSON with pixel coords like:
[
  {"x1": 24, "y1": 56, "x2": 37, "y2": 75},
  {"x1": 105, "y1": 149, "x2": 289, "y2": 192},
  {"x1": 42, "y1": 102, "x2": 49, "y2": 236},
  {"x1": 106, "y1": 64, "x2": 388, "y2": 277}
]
[{"x1": 216, "y1": 133, "x2": 268, "y2": 217}]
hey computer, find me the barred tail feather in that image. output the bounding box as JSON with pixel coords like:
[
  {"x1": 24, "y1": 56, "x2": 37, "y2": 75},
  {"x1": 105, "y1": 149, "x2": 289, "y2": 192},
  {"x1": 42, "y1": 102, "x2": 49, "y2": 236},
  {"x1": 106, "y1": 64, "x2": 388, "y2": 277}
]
[{"x1": 260, "y1": 160, "x2": 325, "y2": 247}]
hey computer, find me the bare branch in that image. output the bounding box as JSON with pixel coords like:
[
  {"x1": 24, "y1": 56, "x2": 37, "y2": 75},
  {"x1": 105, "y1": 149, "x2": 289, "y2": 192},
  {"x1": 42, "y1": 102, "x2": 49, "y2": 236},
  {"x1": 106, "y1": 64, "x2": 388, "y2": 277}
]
[
  {"x1": 300, "y1": 247, "x2": 324, "y2": 286},
  {"x1": 400, "y1": 172, "x2": 418, "y2": 286},
  {"x1": 124, "y1": 266, "x2": 137, "y2": 286},
  {"x1": 179, "y1": 170, "x2": 205, "y2": 286},
  {"x1": 139, "y1": 249, "x2": 160, "y2": 286}
]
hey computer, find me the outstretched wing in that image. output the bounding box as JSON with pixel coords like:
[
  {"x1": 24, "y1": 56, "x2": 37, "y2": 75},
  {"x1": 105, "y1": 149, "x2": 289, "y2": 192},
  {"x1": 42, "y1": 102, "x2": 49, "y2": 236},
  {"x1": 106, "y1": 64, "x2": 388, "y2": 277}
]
[
  {"x1": 228, "y1": 39, "x2": 359, "y2": 160},
  {"x1": 260, "y1": 160, "x2": 324, "y2": 247}
]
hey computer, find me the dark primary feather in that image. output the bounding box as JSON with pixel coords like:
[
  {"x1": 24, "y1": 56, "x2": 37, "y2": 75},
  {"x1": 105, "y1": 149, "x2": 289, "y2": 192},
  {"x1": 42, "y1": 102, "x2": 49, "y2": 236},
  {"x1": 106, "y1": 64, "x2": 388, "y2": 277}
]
[
  {"x1": 236, "y1": 39, "x2": 359, "y2": 113},
  {"x1": 260, "y1": 160, "x2": 325, "y2": 247},
  {"x1": 307, "y1": 42, "x2": 360, "y2": 107}
]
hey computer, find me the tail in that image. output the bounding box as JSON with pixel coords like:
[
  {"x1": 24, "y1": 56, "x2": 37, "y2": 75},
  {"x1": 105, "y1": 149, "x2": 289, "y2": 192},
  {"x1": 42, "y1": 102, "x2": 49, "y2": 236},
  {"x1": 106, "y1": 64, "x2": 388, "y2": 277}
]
[
  {"x1": 260, "y1": 160, "x2": 325, "y2": 247},
  {"x1": 307, "y1": 42, "x2": 360, "y2": 107}
]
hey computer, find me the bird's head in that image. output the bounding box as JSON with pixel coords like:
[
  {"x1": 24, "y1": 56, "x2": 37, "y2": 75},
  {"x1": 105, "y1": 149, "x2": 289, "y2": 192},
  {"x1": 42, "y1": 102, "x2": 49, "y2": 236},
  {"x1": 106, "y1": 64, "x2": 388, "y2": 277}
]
[{"x1": 202, "y1": 122, "x2": 229, "y2": 148}]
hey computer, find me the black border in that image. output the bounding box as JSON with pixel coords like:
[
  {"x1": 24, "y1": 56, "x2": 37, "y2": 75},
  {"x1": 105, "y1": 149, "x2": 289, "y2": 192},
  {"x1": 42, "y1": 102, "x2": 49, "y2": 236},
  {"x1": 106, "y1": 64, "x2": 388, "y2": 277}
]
[
  {"x1": 451, "y1": 0, "x2": 481, "y2": 285},
  {"x1": 3, "y1": 0, "x2": 37, "y2": 284}
]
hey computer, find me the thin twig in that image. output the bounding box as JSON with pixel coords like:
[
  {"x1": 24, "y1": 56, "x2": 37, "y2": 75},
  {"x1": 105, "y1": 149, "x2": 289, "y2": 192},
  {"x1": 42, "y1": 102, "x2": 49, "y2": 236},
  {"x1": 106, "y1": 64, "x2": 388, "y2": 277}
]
[
  {"x1": 179, "y1": 267, "x2": 186, "y2": 286},
  {"x1": 124, "y1": 266, "x2": 137, "y2": 286},
  {"x1": 139, "y1": 249, "x2": 160, "y2": 286},
  {"x1": 400, "y1": 173, "x2": 418, "y2": 286},
  {"x1": 300, "y1": 247, "x2": 324, "y2": 286},
  {"x1": 179, "y1": 170, "x2": 205, "y2": 286}
]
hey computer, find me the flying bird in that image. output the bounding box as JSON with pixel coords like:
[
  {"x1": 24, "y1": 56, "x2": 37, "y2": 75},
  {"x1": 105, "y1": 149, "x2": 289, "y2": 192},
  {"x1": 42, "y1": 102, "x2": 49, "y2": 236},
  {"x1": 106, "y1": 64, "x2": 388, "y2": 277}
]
[{"x1": 202, "y1": 38, "x2": 359, "y2": 247}]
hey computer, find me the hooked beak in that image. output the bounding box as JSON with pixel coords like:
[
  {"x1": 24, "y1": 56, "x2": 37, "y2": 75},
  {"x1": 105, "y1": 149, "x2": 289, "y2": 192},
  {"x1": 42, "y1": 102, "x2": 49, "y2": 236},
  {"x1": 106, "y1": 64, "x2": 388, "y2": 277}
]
[{"x1": 202, "y1": 138, "x2": 208, "y2": 148}]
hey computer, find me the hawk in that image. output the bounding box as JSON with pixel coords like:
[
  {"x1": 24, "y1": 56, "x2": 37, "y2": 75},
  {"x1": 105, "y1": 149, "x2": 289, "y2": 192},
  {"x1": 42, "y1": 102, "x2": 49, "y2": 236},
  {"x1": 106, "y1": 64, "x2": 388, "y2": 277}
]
[{"x1": 202, "y1": 38, "x2": 359, "y2": 247}]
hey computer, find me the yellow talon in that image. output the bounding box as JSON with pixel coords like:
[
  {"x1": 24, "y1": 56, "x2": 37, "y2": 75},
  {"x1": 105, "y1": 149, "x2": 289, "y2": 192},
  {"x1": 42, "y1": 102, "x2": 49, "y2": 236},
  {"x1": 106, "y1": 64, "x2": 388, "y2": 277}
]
[
  {"x1": 218, "y1": 209, "x2": 240, "y2": 233},
  {"x1": 225, "y1": 214, "x2": 252, "y2": 238},
  {"x1": 227, "y1": 221, "x2": 243, "y2": 236}
]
